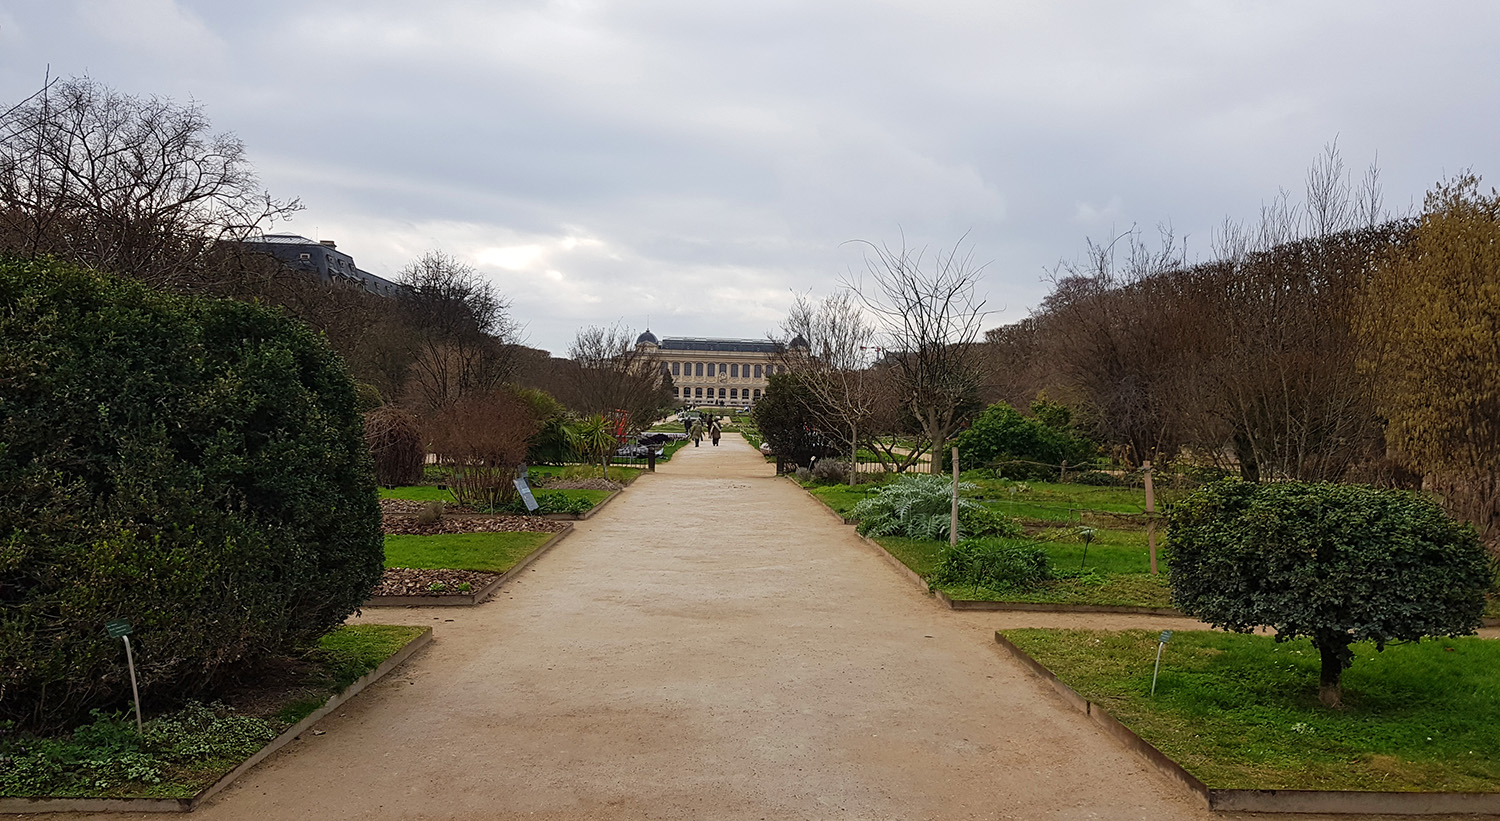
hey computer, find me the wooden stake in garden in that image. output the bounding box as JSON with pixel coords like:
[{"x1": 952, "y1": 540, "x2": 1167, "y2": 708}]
[
  {"x1": 951, "y1": 447, "x2": 960, "y2": 547},
  {"x1": 1144, "y1": 460, "x2": 1158, "y2": 575}
]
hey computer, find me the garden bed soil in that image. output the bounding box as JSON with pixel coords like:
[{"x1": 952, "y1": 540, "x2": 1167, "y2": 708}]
[
  {"x1": 382, "y1": 514, "x2": 569, "y2": 536},
  {"x1": 373, "y1": 568, "x2": 500, "y2": 597},
  {"x1": 993, "y1": 631, "x2": 1500, "y2": 816},
  {"x1": 0, "y1": 628, "x2": 432, "y2": 815}
]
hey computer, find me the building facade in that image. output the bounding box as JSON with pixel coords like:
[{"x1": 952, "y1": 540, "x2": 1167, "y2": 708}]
[
  {"x1": 243, "y1": 233, "x2": 400, "y2": 297},
  {"x1": 635, "y1": 331, "x2": 803, "y2": 406}
]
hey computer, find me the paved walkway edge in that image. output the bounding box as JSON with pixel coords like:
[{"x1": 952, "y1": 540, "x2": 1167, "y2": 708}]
[
  {"x1": 993, "y1": 631, "x2": 1500, "y2": 816},
  {"x1": 365, "y1": 525, "x2": 575, "y2": 607},
  {"x1": 0, "y1": 628, "x2": 435, "y2": 816}
]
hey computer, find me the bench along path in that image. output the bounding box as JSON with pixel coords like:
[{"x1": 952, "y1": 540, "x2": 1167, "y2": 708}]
[{"x1": 84, "y1": 433, "x2": 1233, "y2": 821}]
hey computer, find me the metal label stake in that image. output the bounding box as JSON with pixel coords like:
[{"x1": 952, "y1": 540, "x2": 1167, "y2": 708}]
[
  {"x1": 106, "y1": 619, "x2": 143, "y2": 734},
  {"x1": 1151, "y1": 630, "x2": 1172, "y2": 696}
]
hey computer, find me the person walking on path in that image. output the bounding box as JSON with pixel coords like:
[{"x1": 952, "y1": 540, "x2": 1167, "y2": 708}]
[
  {"x1": 682, "y1": 415, "x2": 692, "y2": 436},
  {"x1": 690, "y1": 417, "x2": 703, "y2": 447},
  {"x1": 710, "y1": 419, "x2": 722, "y2": 446}
]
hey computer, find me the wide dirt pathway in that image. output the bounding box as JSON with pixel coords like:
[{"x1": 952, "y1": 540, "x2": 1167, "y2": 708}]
[{"x1": 82, "y1": 435, "x2": 1297, "y2": 820}]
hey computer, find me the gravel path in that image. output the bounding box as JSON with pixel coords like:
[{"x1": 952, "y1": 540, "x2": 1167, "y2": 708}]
[{"x1": 74, "y1": 434, "x2": 1448, "y2": 821}]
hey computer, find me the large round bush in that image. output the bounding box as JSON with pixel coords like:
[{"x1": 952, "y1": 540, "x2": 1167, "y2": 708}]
[{"x1": 0, "y1": 258, "x2": 383, "y2": 731}]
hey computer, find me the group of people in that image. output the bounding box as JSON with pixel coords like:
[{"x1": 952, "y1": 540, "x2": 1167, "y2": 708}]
[{"x1": 684, "y1": 414, "x2": 722, "y2": 447}]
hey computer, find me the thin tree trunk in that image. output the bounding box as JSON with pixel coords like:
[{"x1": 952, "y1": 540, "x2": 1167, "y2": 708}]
[{"x1": 1316, "y1": 636, "x2": 1351, "y2": 708}]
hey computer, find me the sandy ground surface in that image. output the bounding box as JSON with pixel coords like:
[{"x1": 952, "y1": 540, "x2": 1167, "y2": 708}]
[{"x1": 59, "y1": 434, "x2": 1492, "y2": 821}]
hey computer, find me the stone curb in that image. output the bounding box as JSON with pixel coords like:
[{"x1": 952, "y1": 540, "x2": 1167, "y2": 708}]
[
  {"x1": 364, "y1": 525, "x2": 574, "y2": 607},
  {"x1": 994, "y1": 631, "x2": 1500, "y2": 816},
  {"x1": 0, "y1": 628, "x2": 435, "y2": 815}
]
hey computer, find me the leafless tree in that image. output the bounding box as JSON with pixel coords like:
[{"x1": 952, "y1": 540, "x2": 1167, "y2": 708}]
[
  {"x1": 563, "y1": 323, "x2": 669, "y2": 431},
  {"x1": 776, "y1": 291, "x2": 881, "y2": 483},
  {"x1": 844, "y1": 235, "x2": 991, "y2": 473},
  {"x1": 398, "y1": 250, "x2": 518, "y2": 411},
  {"x1": 0, "y1": 75, "x2": 299, "y2": 287}
]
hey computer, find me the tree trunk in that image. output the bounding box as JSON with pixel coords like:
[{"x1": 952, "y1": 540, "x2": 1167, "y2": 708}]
[
  {"x1": 1233, "y1": 429, "x2": 1261, "y2": 483},
  {"x1": 1315, "y1": 636, "x2": 1352, "y2": 708}
]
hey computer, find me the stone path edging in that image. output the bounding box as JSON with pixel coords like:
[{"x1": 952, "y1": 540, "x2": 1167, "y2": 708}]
[
  {"x1": 0, "y1": 628, "x2": 434, "y2": 816},
  {"x1": 994, "y1": 630, "x2": 1500, "y2": 816},
  {"x1": 364, "y1": 526, "x2": 574, "y2": 607}
]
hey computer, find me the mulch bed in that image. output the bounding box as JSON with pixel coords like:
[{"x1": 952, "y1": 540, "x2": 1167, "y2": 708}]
[
  {"x1": 373, "y1": 567, "x2": 500, "y2": 597},
  {"x1": 382, "y1": 514, "x2": 569, "y2": 536}
]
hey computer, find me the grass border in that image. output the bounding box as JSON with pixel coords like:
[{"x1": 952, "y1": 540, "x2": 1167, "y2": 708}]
[
  {"x1": 365, "y1": 525, "x2": 574, "y2": 607},
  {"x1": 0, "y1": 628, "x2": 434, "y2": 815},
  {"x1": 993, "y1": 630, "x2": 1500, "y2": 815}
]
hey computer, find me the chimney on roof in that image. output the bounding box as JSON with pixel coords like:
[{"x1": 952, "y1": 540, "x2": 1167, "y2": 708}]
[{"x1": 319, "y1": 239, "x2": 337, "y2": 248}]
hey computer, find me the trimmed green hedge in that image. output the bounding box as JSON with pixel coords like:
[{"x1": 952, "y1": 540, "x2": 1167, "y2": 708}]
[{"x1": 0, "y1": 257, "x2": 383, "y2": 732}]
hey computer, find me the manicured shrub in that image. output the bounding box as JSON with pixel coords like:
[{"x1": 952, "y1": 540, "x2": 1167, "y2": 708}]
[
  {"x1": 1168, "y1": 478, "x2": 1494, "y2": 707},
  {"x1": 930, "y1": 540, "x2": 1052, "y2": 592},
  {"x1": 0, "y1": 257, "x2": 383, "y2": 732},
  {"x1": 949, "y1": 401, "x2": 1095, "y2": 475},
  {"x1": 364, "y1": 405, "x2": 424, "y2": 486},
  {"x1": 850, "y1": 473, "x2": 1021, "y2": 541}
]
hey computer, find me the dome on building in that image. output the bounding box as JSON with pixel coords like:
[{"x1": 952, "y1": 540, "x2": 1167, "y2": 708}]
[
  {"x1": 636, "y1": 328, "x2": 660, "y2": 346},
  {"x1": 789, "y1": 334, "x2": 809, "y2": 350}
]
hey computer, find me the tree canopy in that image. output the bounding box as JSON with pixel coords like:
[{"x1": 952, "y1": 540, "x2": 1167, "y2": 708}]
[{"x1": 1167, "y1": 478, "x2": 1492, "y2": 707}]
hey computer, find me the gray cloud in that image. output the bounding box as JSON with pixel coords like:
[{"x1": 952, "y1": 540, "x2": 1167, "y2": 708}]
[{"x1": 3, "y1": 0, "x2": 1496, "y2": 353}]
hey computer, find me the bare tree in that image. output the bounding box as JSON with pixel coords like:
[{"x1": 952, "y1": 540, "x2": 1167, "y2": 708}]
[
  {"x1": 398, "y1": 250, "x2": 518, "y2": 411},
  {"x1": 0, "y1": 75, "x2": 299, "y2": 287},
  {"x1": 844, "y1": 235, "x2": 990, "y2": 473},
  {"x1": 563, "y1": 323, "x2": 668, "y2": 431},
  {"x1": 776, "y1": 291, "x2": 880, "y2": 483}
]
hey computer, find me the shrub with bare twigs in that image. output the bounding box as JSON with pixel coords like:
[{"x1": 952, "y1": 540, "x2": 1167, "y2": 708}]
[
  {"x1": 364, "y1": 406, "x2": 425, "y2": 486},
  {"x1": 425, "y1": 389, "x2": 539, "y2": 509}
]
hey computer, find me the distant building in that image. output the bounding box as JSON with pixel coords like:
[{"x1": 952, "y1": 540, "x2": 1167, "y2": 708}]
[
  {"x1": 242, "y1": 233, "x2": 400, "y2": 297},
  {"x1": 636, "y1": 330, "x2": 805, "y2": 406}
]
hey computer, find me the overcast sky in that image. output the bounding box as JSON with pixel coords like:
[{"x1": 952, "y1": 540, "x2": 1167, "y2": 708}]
[{"x1": 3, "y1": 1, "x2": 1496, "y2": 355}]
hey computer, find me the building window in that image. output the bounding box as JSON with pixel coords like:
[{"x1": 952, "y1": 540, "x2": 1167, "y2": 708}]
[
  {"x1": 695, "y1": 362, "x2": 704, "y2": 377},
  {"x1": 753, "y1": 389, "x2": 761, "y2": 400},
  {"x1": 730, "y1": 388, "x2": 738, "y2": 399},
  {"x1": 754, "y1": 364, "x2": 763, "y2": 378},
  {"x1": 672, "y1": 362, "x2": 680, "y2": 375},
  {"x1": 695, "y1": 387, "x2": 703, "y2": 398},
  {"x1": 719, "y1": 388, "x2": 726, "y2": 398},
  {"x1": 730, "y1": 364, "x2": 739, "y2": 378},
  {"x1": 718, "y1": 363, "x2": 726, "y2": 375}
]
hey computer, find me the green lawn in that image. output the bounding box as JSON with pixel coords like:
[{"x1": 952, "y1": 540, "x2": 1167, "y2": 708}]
[
  {"x1": 1004, "y1": 629, "x2": 1500, "y2": 792},
  {"x1": 380, "y1": 483, "x2": 611, "y2": 514},
  {"x1": 378, "y1": 485, "x2": 454, "y2": 502},
  {"x1": 967, "y1": 477, "x2": 1165, "y2": 524},
  {"x1": 383, "y1": 531, "x2": 555, "y2": 573}
]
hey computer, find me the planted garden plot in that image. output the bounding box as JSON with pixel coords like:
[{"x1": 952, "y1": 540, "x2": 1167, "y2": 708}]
[{"x1": 802, "y1": 475, "x2": 1174, "y2": 610}]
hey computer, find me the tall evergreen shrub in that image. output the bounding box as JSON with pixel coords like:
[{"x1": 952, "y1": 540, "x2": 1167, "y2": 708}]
[{"x1": 0, "y1": 258, "x2": 383, "y2": 732}]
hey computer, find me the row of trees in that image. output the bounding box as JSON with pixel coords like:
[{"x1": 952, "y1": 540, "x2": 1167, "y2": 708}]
[{"x1": 983, "y1": 148, "x2": 1498, "y2": 547}]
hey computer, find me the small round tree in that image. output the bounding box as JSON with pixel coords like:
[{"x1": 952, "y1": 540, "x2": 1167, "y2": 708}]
[
  {"x1": 0, "y1": 257, "x2": 383, "y2": 732},
  {"x1": 1168, "y1": 479, "x2": 1493, "y2": 707}
]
